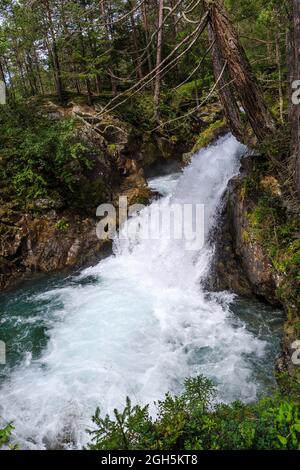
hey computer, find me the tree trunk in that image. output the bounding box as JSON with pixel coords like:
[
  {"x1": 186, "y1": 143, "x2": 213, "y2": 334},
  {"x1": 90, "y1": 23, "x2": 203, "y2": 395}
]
[
  {"x1": 208, "y1": 24, "x2": 244, "y2": 142},
  {"x1": 78, "y1": 24, "x2": 93, "y2": 106},
  {"x1": 154, "y1": 0, "x2": 164, "y2": 122},
  {"x1": 33, "y1": 47, "x2": 45, "y2": 95},
  {"x1": 25, "y1": 52, "x2": 37, "y2": 96},
  {"x1": 44, "y1": 0, "x2": 65, "y2": 104},
  {"x1": 204, "y1": 0, "x2": 275, "y2": 141},
  {"x1": 275, "y1": 32, "x2": 284, "y2": 124},
  {"x1": 289, "y1": 0, "x2": 300, "y2": 196},
  {"x1": 3, "y1": 57, "x2": 15, "y2": 99},
  {"x1": 0, "y1": 60, "x2": 7, "y2": 88},
  {"x1": 141, "y1": 1, "x2": 153, "y2": 74},
  {"x1": 128, "y1": 0, "x2": 143, "y2": 80},
  {"x1": 100, "y1": 0, "x2": 117, "y2": 95}
]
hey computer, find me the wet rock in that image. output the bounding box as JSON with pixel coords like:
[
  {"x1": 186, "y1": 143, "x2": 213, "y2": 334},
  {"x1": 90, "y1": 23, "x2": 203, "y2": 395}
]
[
  {"x1": 123, "y1": 187, "x2": 154, "y2": 207},
  {"x1": 0, "y1": 100, "x2": 197, "y2": 291},
  {"x1": 0, "y1": 211, "x2": 111, "y2": 291},
  {"x1": 209, "y1": 158, "x2": 281, "y2": 305},
  {"x1": 227, "y1": 176, "x2": 280, "y2": 304}
]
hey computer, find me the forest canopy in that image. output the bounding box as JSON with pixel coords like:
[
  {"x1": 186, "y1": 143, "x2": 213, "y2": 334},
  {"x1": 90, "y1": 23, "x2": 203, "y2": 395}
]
[{"x1": 1, "y1": 1, "x2": 298, "y2": 188}]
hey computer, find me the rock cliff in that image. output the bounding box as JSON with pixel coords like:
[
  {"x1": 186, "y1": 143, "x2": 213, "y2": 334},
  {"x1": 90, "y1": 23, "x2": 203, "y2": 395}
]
[{"x1": 210, "y1": 155, "x2": 300, "y2": 378}]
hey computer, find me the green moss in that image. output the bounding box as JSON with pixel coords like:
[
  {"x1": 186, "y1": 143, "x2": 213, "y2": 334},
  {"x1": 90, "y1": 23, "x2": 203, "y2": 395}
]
[
  {"x1": 107, "y1": 143, "x2": 117, "y2": 154},
  {"x1": 0, "y1": 422, "x2": 15, "y2": 450},
  {"x1": 115, "y1": 93, "x2": 156, "y2": 130},
  {"x1": 245, "y1": 187, "x2": 300, "y2": 315},
  {"x1": 242, "y1": 229, "x2": 251, "y2": 243},
  {"x1": 0, "y1": 103, "x2": 96, "y2": 209},
  {"x1": 55, "y1": 219, "x2": 70, "y2": 231},
  {"x1": 171, "y1": 80, "x2": 201, "y2": 112},
  {"x1": 239, "y1": 150, "x2": 300, "y2": 322},
  {"x1": 193, "y1": 119, "x2": 226, "y2": 151},
  {"x1": 257, "y1": 123, "x2": 290, "y2": 162}
]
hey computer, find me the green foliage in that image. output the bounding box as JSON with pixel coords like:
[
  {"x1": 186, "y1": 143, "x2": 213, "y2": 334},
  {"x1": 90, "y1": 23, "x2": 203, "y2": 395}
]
[
  {"x1": 195, "y1": 119, "x2": 226, "y2": 150},
  {"x1": 88, "y1": 375, "x2": 300, "y2": 450},
  {"x1": 171, "y1": 81, "x2": 202, "y2": 112},
  {"x1": 116, "y1": 93, "x2": 157, "y2": 130},
  {"x1": 245, "y1": 189, "x2": 300, "y2": 310},
  {"x1": 0, "y1": 421, "x2": 15, "y2": 450},
  {"x1": 0, "y1": 103, "x2": 97, "y2": 208},
  {"x1": 258, "y1": 123, "x2": 291, "y2": 162},
  {"x1": 88, "y1": 398, "x2": 154, "y2": 450},
  {"x1": 107, "y1": 143, "x2": 117, "y2": 155},
  {"x1": 276, "y1": 372, "x2": 300, "y2": 401},
  {"x1": 55, "y1": 218, "x2": 70, "y2": 231}
]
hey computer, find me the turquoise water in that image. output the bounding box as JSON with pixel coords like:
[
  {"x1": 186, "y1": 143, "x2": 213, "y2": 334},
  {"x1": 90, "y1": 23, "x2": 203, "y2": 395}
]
[
  {"x1": 0, "y1": 276, "x2": 283, "y2": 385},
  {"x1": 0, "y1": 136, "x2": 284, "y2": 449}
]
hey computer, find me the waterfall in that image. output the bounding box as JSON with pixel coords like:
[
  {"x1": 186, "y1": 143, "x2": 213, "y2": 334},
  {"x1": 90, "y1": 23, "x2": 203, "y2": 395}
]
[{"x1": 0, "y1": 135, "x2": 277, "y2": 449}]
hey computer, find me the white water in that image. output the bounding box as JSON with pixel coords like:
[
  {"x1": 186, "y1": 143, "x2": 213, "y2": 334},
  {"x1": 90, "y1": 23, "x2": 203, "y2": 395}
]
[{"x1": 0, "y1": 135, "x2": 269, "y2": 449}]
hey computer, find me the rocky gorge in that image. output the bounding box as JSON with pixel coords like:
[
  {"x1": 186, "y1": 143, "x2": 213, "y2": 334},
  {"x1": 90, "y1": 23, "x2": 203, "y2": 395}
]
[
  {"x1": 0, "y1": 100, "x2": 193, "y2": 291},
  {"x1": 0, "y1": 98, "x2": 299, "y2": 384},
  {"x1": 211, "y1": 155, "x2": 300, "y2": 379}
]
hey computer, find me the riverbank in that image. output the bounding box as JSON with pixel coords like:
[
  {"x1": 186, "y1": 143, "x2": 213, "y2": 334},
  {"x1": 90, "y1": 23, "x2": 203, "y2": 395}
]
[
  {"x1": 1, "y1": 96, "x2": 214, "y2": 291},
  {"x1": 1, "y1": 97, "x2": 299, "y2": 379},
  {"x1": 0, "y1": 135, "x2": 285, "y2": 449}
]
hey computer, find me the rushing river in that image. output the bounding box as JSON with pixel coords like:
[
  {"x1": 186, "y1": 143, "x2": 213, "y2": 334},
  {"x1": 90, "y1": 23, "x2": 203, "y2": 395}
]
[{"x1": 0, "y1": 135, "x2": 283, "y2": 449}]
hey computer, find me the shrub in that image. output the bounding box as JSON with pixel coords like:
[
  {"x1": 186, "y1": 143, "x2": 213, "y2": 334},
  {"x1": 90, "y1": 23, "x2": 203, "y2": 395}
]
[
  {"x1": 87, "y1": 375, "x2": 300, "y2": 450},
  {"x1": 0, "y1": 103, "x2": 95, "y2": 206},
  {"x1": 55, "y1": 218, "x2": 70, "y2": 231},
  {"x1": 0, "y1": 422, "x2": 15, "y2": 450}
]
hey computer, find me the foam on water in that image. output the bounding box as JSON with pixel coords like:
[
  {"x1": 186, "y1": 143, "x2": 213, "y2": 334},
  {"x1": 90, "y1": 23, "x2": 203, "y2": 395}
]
[{"x1": 0, "y1": 135, "x2": 277, "y2": 449}]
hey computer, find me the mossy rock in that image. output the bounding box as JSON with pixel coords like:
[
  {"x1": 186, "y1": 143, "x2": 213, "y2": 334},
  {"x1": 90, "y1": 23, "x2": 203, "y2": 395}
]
[{"x1": 193, "y1": 119, "x2": 227, "y2": 152}]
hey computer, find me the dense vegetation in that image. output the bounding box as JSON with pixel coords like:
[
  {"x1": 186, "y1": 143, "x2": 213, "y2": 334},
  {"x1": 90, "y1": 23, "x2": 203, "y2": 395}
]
[
  {"x1": 0, "y1": 0, "x2": 296, "y2": 160},
  {"x1": 87, "y1": 375, "x2": 300, "y2": 450},
  {"x1": 1, "y1": 374, "x2": 299, "y2": 450},
  {"x1": 0, "y1": 103, "x2": 99, "y2": 206},
  {"x1": 0, "y1": 0, "x2": 290, "y2": 108},
  {"x1": 0, "y1": 421, "x2": 17, "y2": 450},
  {"x1": 0, "y1": 0, "x2": 300, "y2": 452},
  {"x1": 0, "y1": 0, "x2": 298, "y2": 193},
  {"x1": 0, "y1": 0, "x2": 297, "y2": 198}
]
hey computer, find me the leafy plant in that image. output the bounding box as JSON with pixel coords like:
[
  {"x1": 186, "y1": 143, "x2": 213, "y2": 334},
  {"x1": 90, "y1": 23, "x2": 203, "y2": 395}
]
[
  {"x1": 0, "y1": 103, "x2": 97, "y2": 207},
  {"x1": 88, "y1": 375, "x2": 300, "y2": 450},
  {"x1": 0, "y1": 422, "x2": 15, "y2": 450},
  {"x1": 88, "y1": 398, "x2": 154, "y2": 450},
  {"x1": 55, "y1": 218, "x2": 70, "y2": 231}
]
